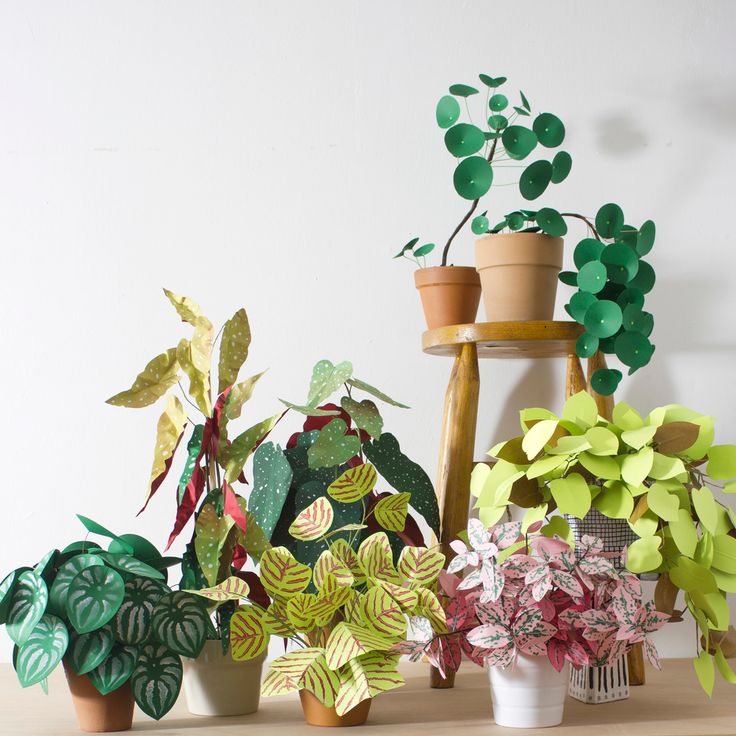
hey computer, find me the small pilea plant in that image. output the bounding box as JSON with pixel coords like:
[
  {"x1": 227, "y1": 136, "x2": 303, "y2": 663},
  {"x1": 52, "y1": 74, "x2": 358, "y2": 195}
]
[
  {"x1": 0, "y1": 516, "x2": 209, "y2": 720},
  {"x1": 398, "y1": 519, "x2": 667, "y2": 679}
]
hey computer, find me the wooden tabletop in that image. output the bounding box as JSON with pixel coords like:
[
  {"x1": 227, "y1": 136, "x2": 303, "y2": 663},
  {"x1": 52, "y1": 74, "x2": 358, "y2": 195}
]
[
  {"x1": 422, "y1": 321, "x2": 584, "y2": 359},
  {"x1": 2, "y1": 659, "x2": 734, "y2": 735}
]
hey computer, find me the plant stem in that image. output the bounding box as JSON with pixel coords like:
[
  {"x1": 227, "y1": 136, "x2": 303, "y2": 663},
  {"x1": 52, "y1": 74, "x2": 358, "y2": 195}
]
[{"x1": 560, "y1": 213, "x2": 601, "y2": 241}]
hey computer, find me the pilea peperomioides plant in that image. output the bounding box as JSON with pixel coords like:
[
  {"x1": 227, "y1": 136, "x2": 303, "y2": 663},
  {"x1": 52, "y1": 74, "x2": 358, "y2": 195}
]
[
  {"x1": 0, "y1": 516, "x2": 209, "y2": 720},
  {"x1": 472, "y1": 390, "x2": 736, "y2": 694}
]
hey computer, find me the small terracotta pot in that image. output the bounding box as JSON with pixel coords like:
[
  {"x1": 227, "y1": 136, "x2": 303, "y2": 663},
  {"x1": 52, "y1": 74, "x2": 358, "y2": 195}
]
[
  {"x1": 475, "y1": 233, "x2": 563, "y2": 322},
  {"x1": 299, "y1": 690, "x2": 371, "y2": 727},
  {"x1": 63, "y1": 661, "x2": 135, "y2": 733},
  {"x1": 414, "y1": 266, "x2": 481, "y2": 330}
]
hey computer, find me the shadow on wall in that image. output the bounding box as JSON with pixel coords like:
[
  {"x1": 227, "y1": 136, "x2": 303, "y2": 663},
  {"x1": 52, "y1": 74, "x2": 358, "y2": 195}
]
[{"x1": 596, "y1": 113, "x2": 649, "y2": 156}]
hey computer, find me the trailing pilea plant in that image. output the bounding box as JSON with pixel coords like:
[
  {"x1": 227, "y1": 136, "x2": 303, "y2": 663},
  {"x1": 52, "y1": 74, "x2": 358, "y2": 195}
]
[
  {"x1": 395, "y1": 73, "x2": 571, "y2": 267},
  {"x1": 250, "y1": 359, "x2": 441, "y2": 566},
  {"x1": 472, "y1": 390, "x2": 736, "y2": 693},
  {"x1": 106, "y1": 290, "x2": 278, "y2": 653},
  {"x1": 398, "y1": 519, "x2": 667, "y2": 679},
  {"x1": 0, "y1": 516, "x2": 209, "y2": 720}
]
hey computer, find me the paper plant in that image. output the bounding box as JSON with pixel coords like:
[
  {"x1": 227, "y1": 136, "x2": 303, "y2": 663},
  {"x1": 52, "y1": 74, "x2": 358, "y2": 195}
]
[
  {"x1": 472, "y1": 390, "x2": 736, "y2": 693},
  {"x1": 0, "y1": 516, "x2": 208, "y2": 719},
  {"x1": 105, "y1": 290, "x2": 277, "y2": 651},
  {"x1": 399, "y1": 519, "x2": 667, "y2": 678},
  {"x1": 249, "y1": 359, "x2": 441, "y2": 568}
]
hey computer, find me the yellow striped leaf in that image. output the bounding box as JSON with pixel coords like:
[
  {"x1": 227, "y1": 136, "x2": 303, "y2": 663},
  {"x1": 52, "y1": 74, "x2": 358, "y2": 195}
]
[
  {"x1": 185, "y1": 576, "x2": 249, "y2": 603},
  {"x1": 261, "y1": 648, "x2": 323, "y2": 697},
  {"x1": 286, "y1": 593, "x2": 317, "y2": 630},
  {"x1": 176, "y1": 338, "x2": 211, "y2": 416},
  {"x1": 230, "y1": 606, "x2": 267, "y2": 661},
  {"x1": 374, "y1": 493, "x2": 410, "y2": 532},
  {"x1": 145, "y1": 394, "x2": 186, "y2": 507},
  {"x1": 301, "y1": 655, "x2": 340, "y2": 708},
  {"x1": 218, "y1": 308, "x2": 251, "y2": 394},
  {"x1": 314, "y1": 551, "x2": 353, "y2": 589},
  {"x1": 334, "y1": 659, "x2": 371, "y2": 716},
  {"x1": 360, "y1": 587, "x2": 407, "y2": 638},
  {"x1": 413, "y1": 589, "x2": 448, "y2": 634},
  {"x1": 357, "y1": 533, "x2": 400, "y2": 585},
  {"x1": 106, "y1": 348, "x2": 179, "y2": 408},
  {"x1": 343, "y1": 590, "x2": 363, "y2": 624},
  {"x1": 261, "y1": 602, "x2": 294, "y2": 636},
  {"x1": 259, "y1": 547, "x2": 312, "y2": 601},
  {"x1": 374, "y1": 580, "x2": 418, "y2": 611},
  {"x1": 360, "y1": 651, "x2": 405, "y2": 696},
  {"x1": 328, "y1": 464, "x2": 377, "y2": 503},
  {"x1": 289, "y1": 497, "x2": 334, "y2": 541},
  {"x1": 162, "y1": 289, "x2": 202, "y2": 324},
  {"x1": 325, "y1": 622, "x2": 393, "y2": 671},
  {"x1": 397, "y1": 547, "x2": 445, "y2": 589},
  {"x1": 330, "y1": 539, "x2": 365, "y2": 585},
  {"x1": 310, "y1": 584, "x2": 352, "y2": 626}
]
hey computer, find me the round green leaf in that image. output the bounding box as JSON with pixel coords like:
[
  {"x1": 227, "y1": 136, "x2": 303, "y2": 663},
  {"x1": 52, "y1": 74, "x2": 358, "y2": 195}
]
[
  {"x1": 113, "y1": 577, "x2": 169, "y2": 645},
  {"x1": 584, "y1": 300, "x2": 623, "y2": 338},
  {"x1": 108, "y1": 535, "x2": 164, "y2": 568},
  {"x1": 6, "y1": 570, "x2": 48, "y2": 646},
  {"x1": 34, "y1": 550, "x2": 59, "y2": 585},
  {"x1": 453, "y1": 156, "x2": 493, "y2": 200},
  {"x1": 595, "y1": 203, "x2": 624, "y2": 239},
  {"x1": 618, "y1": 225, "x2": 638, "y2": 248},
  {"x1": 550, "y1": 474, "x2": 591, "y2": 517},
  {"x1": 565, "y1": 291, "x2": 597, "y2": 322},
  {"x1": 479, "y1": 74, "x2": 507, "y2": 88},
  {"x1": 590, "y1": 368, "x2": 623, "y2": 396},
  {"x1": 487, "y1": 114, "x2": 508, "y2": 131},
  {"x1": 472, "y1": 215, "x2": 490, "y2": 235},
  {"x1": 615, "y1": 331, "x2": 654, "y2": 368},
  {"x1": 601, "y1": 243, "x2": 640, "y2": 285},
  {"x1": 519, "y1": 160, "x2": 553, "y2": 200},
  {"x1": 532, "y1": 113, "x2": 565, "y2": 147},
  {"x1": 617, "y1": 287, "x2": 645, "y2": 310},
  {"x1": 131, "y1": 644, "x2": 183, "y2": 720},
  {"x1": 574, "y1": 238, "x2": 605, "y2": 269},
  {"x1": 626, "y1": 536, "x2": 663, "y2": 574},
  {"x1": 88, "y1": 645, "x2": 136, "y2": 695},
  {"x1": 559, "y1": 271, "x2": 579, "y2": 287},
  {"x1": 636, "y1": 220, "x2": 656, "y2": 256},
  {"x1": 489, "y1": 93, "x2": 508, "y2": 111},
  {"x1": 577, "y1": 261, "x2": 607, "y2": 294},
  {"x1": 628, "y1": 260, "x2": 655, "y2": 293},
  {"x1": 444, "y1": 123, "x2": 486, "y2": 157},
  {"x1": 436, "y1": 95, "x2": 461, "y2": 129},
  {"x1": 551, "y1": 151, "x2": 572, "y2": 183},
  {"x1": 15, "y1": 614, "x2": 68, "y2": 687},
  {"x1": 449, "y1": 83, "x2": 479, "y2": 97},
  {"x1": 536, "y1": 207, "x2": 567, "y2": 237},
  {"x1": 151, "y1": 592, "x2": 208, "y2": 659},
  {"x1": 49, "y1": 554, "x2": 105, "y2": 615},
  {"x1": 593, "y1": 482, "x2": 633, "y2": 519},
  {"x1": 67, "y1": 566, "x2": 125, "y2": 634},
  {"x1": 622, "y1": 304, "x2": 654, "y2": 336},
  {"x1": 507, "y1": 211, "x2": 525, "y2": 230},
  {"x1": 501, "y1": 126, "x2": 537, "y2": 160},
  {"x1": 68, "y1": 627, "x2": 115, "y2": 675},
  {"x1": 413, "y1": 242, "x2": 435, "y2": 258},
  {"x1": 576, "y1": 332, "x2": 600, "y2": 358},
  {"x1": 646, "y1": 484, "x2": 681, "y2": 522}
]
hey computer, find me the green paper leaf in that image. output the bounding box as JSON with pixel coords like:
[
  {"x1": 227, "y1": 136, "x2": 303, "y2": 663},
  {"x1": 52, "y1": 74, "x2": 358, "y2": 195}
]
[
  {"x1": 602, "y1": 243, "x2": 639, "y2": 285},
  {"x1": 583, "y1": 300, "x2": 623, "y2": 338},
  {"x1": 445, "y1": 123, "x2": 486, "y2": 157},
  {"x1": 522, "y1": 419, "x2": 559, "y2": 460},
  {"x1": 131, "y1": 644, "x2": 183, "y2": 720},
  {"x1": 67, "y1": 566, "x2": 125, "y2": 634},
  {"x1": 112, "y1": 578, "x2": 168, "y2": 646},
  {"x1": 195, "y1": 503, "x2": 235, "y2": 586},
  {"x1": 413, "y1": 243, "x2": 435, "y2": 258},
  {"x1": 49, "y1": 554, "x2": 105, "y2": 616},
  {"x1": 98, "y1": 552, "x2": 165, "y2": 580},
  {"x1": 574, "y1": 238, "x2": 605, "y2": 269},
  {"x1": 519, "y1": 160, "x2": 553, "y2": 200},
  {"x1": 218, "y1": 308, "x2": 251, "y2": 393},
  {"x1": 622, "y1": 305, "x2": 654, "y2": 337},
  {"x1": 487, "y1": 115, "x2": 508, "y2": 131},
  {"x1": 585, "y1": 426, "x2": 619, "y2": 455},
  {"x1": 224, "y1": 371, "x2": 267, "y2": 422},
  {"x1": 250, "y1": 442, "x2": 293, "y2": 540},
  {"x1": 636, "y1": 220, "x2": 656, "y2": 256},
  {"x1": 328, "y1": 463, "x2": 377, "y2": 503},
  {"x1": 576, "y1": 332, "x2": 599, "y2": 359},
  {"x1": 593, "y1": 481, "x2": 633, "y2": 519},
  {"x1": 712, "y1": 535, "x2": 736, "y2": 573},
  {"x1": 536, "y1": 208, "x2": 567, "y2": 237},
  {"x1": 436, "y1": 95, "x2": 461, "y2": 129},
  {"x1": 68, "y1": 627, "x2": 115, "y2": 675},
  {"x1": 693, "y1": 650, "x2": 715, "y2": 696},
  {"x1": 347, "y1": 378, "x2": 409, "y2": 408},
  {"x1": 541, "y1": 516, "x2": 573, "y2": 545},
  {"x1": 394, "y1": 237, "x2": 418, "y2": 259},
  {"x1": 565, "y1": 291, "x2": 597, "y2": 322},
  {"x1": 707, "y1": 445, "x2": 736, "y2": 480},
  {"x1": 615, "y1": 331, "x2": 654, "y2": 369},
  {"x1": 550, "y1": 473, "x2": 591, "y2": 517},
  {"x1": 559, "y1": 270, "x2": 579, "y2": 287},
  {"x1": 692, "y1": 486, "x2": 719, "y2": 534},
  {"x1": 626, "y1": 536, "x2": 662, "y2": 574},
  {"x1": 76, "y1": 516, "x2": 134, "y2": 554},
  {"x1": 453, "y1": 156, "x2": 493, "y2": 200},
  {"x1": 578, "y1": 452, "x2": 621, "y2": 480},
  {"x1": 221, "y1": 413, "x2": 282, "y2": 483},
  {"x1": 449, "y1": 83, "x2": 479, "y2": 97},
  {"x1": 591, "y1": 368, "x2": 622, "y2": 396},
  {"x1": 595, "y1": 203, "x2": 624, "y2": 239},
  {"x1": 533, "y1": 113, "x2": 565, "y2": 147},
  {"x1": 501, "y1": 126, "x2": 537, "y2": 160},
  {"x1": 87, "y1": 646, "x2": 136, "y2": 695},
  {"x1": 374, "y1": 492, "x2": 410, "y2": 532},
  {"x1": 551, "y1": 151, "x2": 572, "y2": 183},
  {"x1": 669, "y1": 509, "x2": 698, "y2": 557},
  {"x1": 715, "y1": 646, "x2": 736, "y2": 683},
  {"x1": 178, "y1": 425, "x2": 204, "y2": 504},
  {"x1": 341, "y1": 397, "x2": 383, "y2": 439},
  {"x1": 489, "y1": 93, "x2": 508, "y2": 111},
  {"x1": 577, "y1": 261, "x2": 607, "y2": 294},
  {"x1": 0, "y1": 571, "x2": 21, "y2": 625},
  {"x1": 646, "y1": 483, "x2": 681, "y2": 522},
  {"x1": 151, "y1": 592, "x2": 209, "y2": 659},
  {"x1": 6, "y1": 571, "x2": 48, "y2": 646},
  {"x1": 307, "y1": 419, "x2": 361, "y2": 469},
  {"x1": 15, "y1": 614, "x2": 68, "y2": 688},
  {"x1": 669, "y1": 557, "x2": 718, "y2": 594},
  {"x1": 562, "y1": 391, "x2": 598, "y2": 428},
  {"x1": 472, "y1": 215, "x2": 490, "y2": 234},
  {"x1": 520, "y1": 90, "x2": 530, "y2": 110},
  {"x1": 105, "y1": 348, "x2": 179, "y2": 408},
  {"x1": 307, "y1": 360, "x2": 353, "y2": 407},
  {"x1": 621, "y1": 447, "x2": 654, "y2": 487},
  {"x1": 162, "y1": 288, "x2": 202, "y2": 324}
]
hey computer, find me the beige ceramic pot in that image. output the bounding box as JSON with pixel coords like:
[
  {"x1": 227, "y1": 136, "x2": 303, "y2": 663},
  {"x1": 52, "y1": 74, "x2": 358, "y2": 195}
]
[
  {"x1": 63, "y1": 661, "x2": 135, "y2": 733},
  {"x1": 182, "y1": 641, "x2": 266, "y2": 717},
  {"x1": 475, "y1": 233, "x2": 563, "y2": 322},
  {"x1": 299, "y1": 690, "x2": 372, "y2": 727},
  {"x1": 414, "y1": 266, "x2": 481, "y2": 330}
]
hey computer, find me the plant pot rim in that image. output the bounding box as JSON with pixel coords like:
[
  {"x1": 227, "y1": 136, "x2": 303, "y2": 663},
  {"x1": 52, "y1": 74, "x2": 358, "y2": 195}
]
[
  {"x1": 476, "y1": 232, "x2": 562, "y2": 243},
  {"x1": 188, "y1": 640, "x2": 268, "y2": 665},
  {"x1": 414, "y1": 265, "x2": 481, "y2": 288}
]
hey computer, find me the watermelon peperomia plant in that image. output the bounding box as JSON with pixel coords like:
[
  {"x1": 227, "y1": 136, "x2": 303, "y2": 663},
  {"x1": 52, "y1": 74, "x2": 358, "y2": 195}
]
[
  {"x1": 0, "y1": 516, "x2": 209, "y2": 720},
  {"x1": 106, "y1": 290, "x2": 278, "y2": 654}
]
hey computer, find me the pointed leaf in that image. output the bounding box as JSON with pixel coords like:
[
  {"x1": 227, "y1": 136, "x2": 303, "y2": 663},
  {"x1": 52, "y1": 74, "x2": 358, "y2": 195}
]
[
  {"x1": 261, "y1": 648, "x2": 323, "y2": 696},
  {"x1": 218, "y1": 308, "x2": 251, "y2": 393},
  {"x1": 328, "y1": 463, "x2": 377, "y2": 503},
  {"x1": 230, "y1": 606, "x2": 268, "y2": 660},
  {"x1": 221, "y1": 413, "x2": 283, "y2": 483},
  {"x1": 194, "y1": 503, "x2": 235, "y2": 586},
  {"x1": 307, "y1": 360, "x2": 353, "y2": 407},
  {"x1": 163, "y1": 289, "x2": 202, "y2": 324},
  {"x1": 106, "y1": 348, "x2": 179, "y2": 408},
  {"x1": 223, "y1": 371, "x2": 266, "y2": 422},
  {"x1": 185, "y1": 576, "x2": 250, "y2": 603},
  {"x1": 67, "y1": 566, "x2": 125, "y2": 634},
  {"x1": 250, "y1": 442, "x2": 293, "y2": 539},
  {"x1": 347, "y1": 378, "x2": 409, "y2": 408},
  {"x1": 131, "y1": 644, "x2": 183, "y2": 720},
  {"x1": 176, "y1": 338, "x2": 211, "y2": 416},
  {"x1": 151, "y1": 592, "x2": 208, "y2": 658},
  {"x1": 341, "y1": 396, "x2": 383, "y2": 438},
  {"x1": 15, "y1": 614, "x2": 68, "y2": 687},
  {"x1": 307, "y1": 419, "x2": 361, "y2": 469},
  {"x1": 68, "y1": 627, "x2": 115, "y2": 675},
  {"x1": 88, "y1": 645, "x2": 136, "y2": 695},
  {"x1": 6, "y1": 571, "x2": 48, "y2": 645},
  {"x1": 112, "y1": 578, "x2": 168, "y2": 645}
]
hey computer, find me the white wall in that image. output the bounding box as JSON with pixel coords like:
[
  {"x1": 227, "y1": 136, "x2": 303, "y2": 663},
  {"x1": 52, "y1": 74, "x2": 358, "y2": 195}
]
[{"x1": 1, "y1": 0, "x2": 734, "y2": 662}]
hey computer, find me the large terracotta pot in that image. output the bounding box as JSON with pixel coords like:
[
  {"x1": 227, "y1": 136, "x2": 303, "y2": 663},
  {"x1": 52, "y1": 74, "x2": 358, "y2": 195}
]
[
  {"x1": 475, "y1": 233, "x2": 563, "y2": 322},
  {"x1": 63, "y1": 661, "x2": 135, "y2": 733},
  {"x1": 414, "y1": 266, "x2": 481, "y2": 330},
  {"x1": 299, "y1": 690, "x2": 372, "y2": 727},
  {"x1": 182, "y1": 640, "x2": 266, "y2": 716}
]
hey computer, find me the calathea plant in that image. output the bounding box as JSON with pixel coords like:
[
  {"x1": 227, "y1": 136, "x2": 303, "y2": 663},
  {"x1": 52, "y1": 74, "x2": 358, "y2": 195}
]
[
  {"x1": 0, "y1": 516, "x2": 209, "y2": 720},
  {"x1": 473, "y1": 389, "x2": 736, "y2": 694},
  {"x1": 106, "y1": 290, "x2": 277, "y2": 651}
]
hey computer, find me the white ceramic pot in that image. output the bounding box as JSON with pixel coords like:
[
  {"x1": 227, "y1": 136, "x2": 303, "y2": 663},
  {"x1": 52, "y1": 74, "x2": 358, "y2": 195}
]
[
  {"x1": 488, "y1": 653, "x2": 569, "y2": 728},
  {"x1": 183, "y1": 640, "x2": 266, "y2": 717}
]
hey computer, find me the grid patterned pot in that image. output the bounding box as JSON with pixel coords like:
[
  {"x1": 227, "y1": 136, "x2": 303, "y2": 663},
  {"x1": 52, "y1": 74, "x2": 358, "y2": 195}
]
[
  {"x1": 564, "y1": 508, "x2": 637, "y2": 571},
  {"x1": 569, "y1": 656, "x2": 629, "y2": 704}
]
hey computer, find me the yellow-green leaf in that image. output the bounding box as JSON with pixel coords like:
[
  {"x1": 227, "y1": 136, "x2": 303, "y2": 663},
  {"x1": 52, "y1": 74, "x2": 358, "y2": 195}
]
[
  {"x1": 105, "y1": 348, "x2": 179, "y2": 408},
  {"x1": 218, "y1": 308, "x2": 251, "y2": 394},
  {"x1": 221, "y1": 413, "x2": 282, "y2": 483},
  {"x1": 289, "y1": 497, "x2": 334, "y2": 541},
  {"x1": 397, "y1": 547, "x2": 444, "y2": 589},
  {"x1": 373, "y1": 493, "x2": 410, "y2": 532},
  {"x1": 144, "y1": 394, "x2": 186, "y2": 507},
  {"x1": 357, "y1": 533, "x2": 400, "y2": 585},
  {"x1": 194, "y1": 504, "x2": 235, "y2": 586},
  {"x1": 626, "y1": 536, "x2": 663, "y2": 573},
  {"x1": 669, "y1": 557, "x2": 718, "y2": 594},
  {"x1": 669, "y1": 509, "x2": 698, "y2": 557},
  {"x1": 712, "y1": 535, "x2": 736, "y2": 574},
  {"x1": 522, "y1": 419, "x2": 559, "y2": 460},
  {"x1": 692, "y1": 487, "x2": 718, "y2": 534},
  {"x1": 613, "y1": 402, "x2": 644, "y2": 431},
  {"x1": 328, "y1": 464, "x2": 377, "y2": 503},
  {"x1": 223, "y1": 371, "x2": 266, "y2": 422},
  {"x1": 707, "y1": 445, "x2": 736, "y2": 481},
  {"x1": 585, "y1": 426, "x2": 619, "y2": 456},
  {"x1": 562, "y1": 391, "x2": 598, "y2": 428},
  {"x1": 621, "y1": 447, "x2": 654, "y2": 487},
  {"x1": 261, "y1": 648, "x2": 323, "y2": 697},
  {"x1": 693, "y1": 650, "x2": 715, "y2": 697},
  {"x1": 259, "y1": 547, "x2": 311, "y2": 601},
  {"x1": 176, "y1": 338, "x2": 211, "y2": 416},
  {"x1": 715, "y1": 646, "x2": 736, "y2": 684},
  {"x1": 184, "y1": 576, "x2": 249, "y2": 603},
  {"x1": 621, "y1": 426, "x2": 657, "y2": 451},
  {"x1": 593, "y1": 481, "x2": 633, "y2": 519},
  {"x1": 230, "y1": 606, "x2": 267, "y2": 660},
  {"x1": 163, "y1": 288, "x2": 202, "y2": 324},
  {"x1": 550, "y1": 473, "x2": 590, "y2": 517},
  {"x1": 646, "y1": 483, "x2": 681, "y2": 522}
]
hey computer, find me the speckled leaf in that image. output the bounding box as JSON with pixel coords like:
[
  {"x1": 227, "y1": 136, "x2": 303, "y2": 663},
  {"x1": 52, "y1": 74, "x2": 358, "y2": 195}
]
[
  {"x1": 195, "y1": 504, "x2": 235, "y2": 586},
  {"x1": 221, "y1": 413, "x2": 283, "y2": 483},
  {"x1": 144, "y1": 393, "x2": 187, "y2": 509},
  {"x1": 341, "y1": 397, "x2": 383, "y2": 439},
  {"x1": 307, "y1": 360, "x2": 353, "y2": 407},
  {"x1": 163, "y1": 289, "x2": 201, "y2": 324},
  {"x1": 224, "y1": 371, "x2": 266, "y2": 422},
  {"x1": 307, "y1": 419, "x2": 361, "y2": 469},
  {"x1": 178, "y1": 425, "x2": 204, "y2": 504},
  {"x1": 177, "y1": 338, "x2": 211, "y2": 416},
  {"x1": 105, "y1": 348, "x2": 179, "y2": 408},
  {"x1": 250, "y1": 442, "x2": 293, "y2": 539},
  {"x1": 347, "y1": 378, "x2": 409, "y2": 408},
  {"x1": 218, "y1": 308, "x2": 251, "y2": 393}
]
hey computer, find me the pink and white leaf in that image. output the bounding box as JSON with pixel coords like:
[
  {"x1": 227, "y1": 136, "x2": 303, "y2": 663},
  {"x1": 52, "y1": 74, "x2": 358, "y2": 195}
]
[
  {"x1": 491, "y1": 521, "x2": 522, "y2": 550},
  {"x1": 550, "y1": 569, "x2": 584, "y2": 599},
  {"x1": 467, "y1": 623, "x2": 513, "y2": 650}
]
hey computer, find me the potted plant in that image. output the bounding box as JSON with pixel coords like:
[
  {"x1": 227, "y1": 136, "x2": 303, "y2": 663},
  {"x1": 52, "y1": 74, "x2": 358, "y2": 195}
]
[
  {"x1": 399, "y1": 519, "x2": 667, "y2": 727},
  {"x1": 472, "y1": 389, "x2": 736, "y2": 696},
  {"x1": 105, "y1": 289, "x2": 278, "y2": 716},
  {"x1": 0, "y1": 516, "x2": 208, "y2": 732}
]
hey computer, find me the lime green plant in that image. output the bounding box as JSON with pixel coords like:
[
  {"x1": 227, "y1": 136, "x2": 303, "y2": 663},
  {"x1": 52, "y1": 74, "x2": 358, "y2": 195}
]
[{"x1": 471, "y1": 390, "x2": 736, "y2": 694}]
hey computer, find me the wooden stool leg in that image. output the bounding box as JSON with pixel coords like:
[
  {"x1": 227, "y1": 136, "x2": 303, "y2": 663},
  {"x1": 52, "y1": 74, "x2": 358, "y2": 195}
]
[
  {"x1": 566, "y1": 354, "x2": 587, "y2": 398},
  {"x1": 430, "y1": 343, "x2": 480, "y2": 689}
]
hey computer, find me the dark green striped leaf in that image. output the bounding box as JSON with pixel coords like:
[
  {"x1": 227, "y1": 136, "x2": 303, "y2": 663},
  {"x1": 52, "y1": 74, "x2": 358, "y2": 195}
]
[
  {"x1": 15, "y1": 614, "x2": 68, "y2": 687},
  {"x1": 49, "y1": 554, "x2": 105, "y2": 615},
  {"x1": 112, "y1": 578, "x2": 169, "y2": 645},
  {"x1": 68, "y1": 627, "x2": 115, "y2": 675},
  {"x1": 0, "y1": 570, "x2": 24, "y2": 625},
  {"x1": 151, "y1": 592, "x2": 208, "y2": 658},
  {"x1": 67, "y1": 566, "x2": 125, "y2": 634},
  {"x1": 88, "y1": 645, "x2": 136, "y2": 695},
  {"x1": 131, "y1": 644, "x2": 183, "y2": 720},
  {"x1": 6, "y1": 570, "x2": 48, "y2": 645}
]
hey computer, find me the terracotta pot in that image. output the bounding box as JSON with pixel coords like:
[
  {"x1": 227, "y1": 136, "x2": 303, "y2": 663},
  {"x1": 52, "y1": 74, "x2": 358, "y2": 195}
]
[
  {"x1": 63, "y1": 660, "x2": 134, "y2": 733},
  {"x1": 183, "y1": 640, "x2": 266, "y2": 716},
  {"x1": 475, "y1": 233, "x2": 563, "y2": 322},
  {"x1": 299, "y1": 689, "x2": 371, "y2": 727},
  {"x1": 414, "y1": 266, "x2": 481, "y2": 330}
]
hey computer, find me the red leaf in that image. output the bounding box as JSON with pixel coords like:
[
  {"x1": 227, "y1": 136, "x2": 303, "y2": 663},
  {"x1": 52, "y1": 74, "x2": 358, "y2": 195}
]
[
  {"x1": 232, "y1": 544, "x2": 248, "y2": 570},
  {"x1": 138, "y1": 430, "x2": 185, "y2": 515},
  {"x1": 234, "y1": 571, "x2": 270, "y2": 608},
  {"x1": 165, "y1": 464, "x2": 205, "y2": 550},
  {"x1": 223, "y1": 481, "x2": 247, "y2": 533}
]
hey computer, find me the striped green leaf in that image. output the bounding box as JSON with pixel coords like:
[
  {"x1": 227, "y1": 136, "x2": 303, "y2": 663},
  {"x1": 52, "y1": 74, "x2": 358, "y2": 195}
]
[
  {"x1": 325, "y1": 622, "x2": 393, "y2": 670},
  {"x1": 184, "y1": 576, "x2": 249, "y2": 603},
  {"x1": 68, "y1": 627, "x2": 115, "y2": 675},
  {"x1": 131, "y1": 644, "x2": 183, "y2": 720},
  {"x1": 285, "y1": 593, "x2": 318, "y2": 630},
  {"x1": 374, "y1": 492, "x2": 410, "y2": 532},
  {"x1": 373, "y1": 580, "x2": 418, "y2": 611},
  {"x1": 328, "y1": 464, "x2": 377, "y2": 503},
  {"x1": 6, "y1": 570, "x2": 48, "y2": 645},
  {"x1": 334, "y1": 659, "x2": 371, "y2": 716},
  {"x1": 259, "y1": 547, "x2": 312, "y2": 601},
  {"x1": 15, "y1": 614, "x2": 68, "y2": 687},
  {"x1": 88, "y1": 645, "x2": 136, "y2": 695},
  {"x1": 34, "y1": 550, "x2": 59, "y2": 585},
  {"x1": 360, "y1": 588, "x2": 407, "y2": 638},
  {"x1": 330, "y1": 539, "x2": 364, "y2": 584},
  {"x1": 49, "y1": 554, "x2": 104, "y2": 615},
  {"x1": 67, "y1": 566, "x2": 125, "y2": 634},
  {"x1": 360, "y1": 650, "x2": 405, "y2": 696},
  {"x1": 261, "y1": 648, "x2": 323, "y2": 697},
  {"x1": 112, "y1": 578, "x2": 169, "y2": 645},
  {"x1": 0, "y1": 570, "x2": 23, "y2": 625},
  {"x1": 357, "y1": 533, "x2": 400, "y2": 585},
  {"x1": 397, "y1": 546, "x2": 445, "y2": 589},
  {"x1": 229, "y1": 607, "x2": 267, "y2": 661},
  {"x1": 289, "y1": 497, "x2": 334, "y2": 541},
  {"x1": 314, "y1": 551, "x2": 354, "y2": 590},
  {"x1": 413, "y1": 589, "x2": 448, "y2": 634},
  {"x1": 151, "y1": 592, "x2": 208, "y2": 659},
  {"x1": 301, "y1": 655, "x2": 340, "y2": 708},
  {"x1": 98, "y1": 552, "x2": 165, "y2": 580}
]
